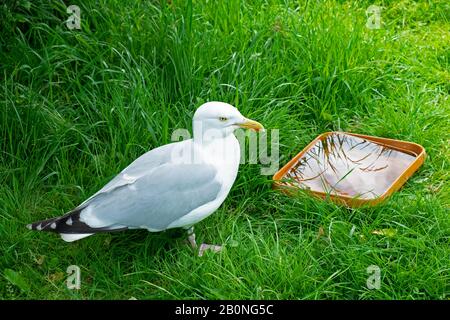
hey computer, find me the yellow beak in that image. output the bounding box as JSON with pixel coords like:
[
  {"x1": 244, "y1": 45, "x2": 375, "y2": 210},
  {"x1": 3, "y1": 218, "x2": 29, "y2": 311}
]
[{"x1": 238, "y1": 118, "x2": 265, "y2": 132}]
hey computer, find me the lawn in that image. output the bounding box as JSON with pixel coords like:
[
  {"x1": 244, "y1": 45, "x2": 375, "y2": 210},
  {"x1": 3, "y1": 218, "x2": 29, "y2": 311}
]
[{"x1": 0, "y1": 0, "x2": 449, "y2": 299}]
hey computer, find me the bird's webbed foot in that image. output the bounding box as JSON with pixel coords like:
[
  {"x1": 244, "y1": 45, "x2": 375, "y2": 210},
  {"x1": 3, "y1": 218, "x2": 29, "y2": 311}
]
[{"x1": 185, "y1": 226, "x2": 223, "y2": 257}]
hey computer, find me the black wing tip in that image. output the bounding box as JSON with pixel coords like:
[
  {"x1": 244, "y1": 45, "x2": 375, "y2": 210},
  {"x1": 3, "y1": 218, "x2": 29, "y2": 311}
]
[
  {"x1": 27, "y1": 209, "x2": 128, "y2": 234},
  {"x1": 27, "y1": 208, "x2": 82, "y2": 233},
  {"x1": 27, "y1": 219, "x2": 58, "y2": 232}
]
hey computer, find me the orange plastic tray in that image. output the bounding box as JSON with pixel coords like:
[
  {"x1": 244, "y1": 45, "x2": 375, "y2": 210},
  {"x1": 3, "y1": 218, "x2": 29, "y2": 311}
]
[{"x1": 272, "y1": 132, "x2": 426, "y2": 207}]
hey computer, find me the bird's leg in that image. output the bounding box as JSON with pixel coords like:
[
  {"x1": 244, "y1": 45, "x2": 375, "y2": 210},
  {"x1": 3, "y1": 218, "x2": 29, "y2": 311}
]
[
  {"x1": 186, "y1": 226, "x2": 197, "y2": 249},
  {"x1": 198, "y1": 243, "x2": 222, "y2": 257},
  {"x1": 185, "y1": 226, "x2": 223, "y2": 256}
]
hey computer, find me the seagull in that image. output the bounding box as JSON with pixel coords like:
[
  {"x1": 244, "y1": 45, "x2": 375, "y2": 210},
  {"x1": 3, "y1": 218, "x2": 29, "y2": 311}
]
[{"x1": 27, "y1": 102, "x2": 264, "y2": 256}]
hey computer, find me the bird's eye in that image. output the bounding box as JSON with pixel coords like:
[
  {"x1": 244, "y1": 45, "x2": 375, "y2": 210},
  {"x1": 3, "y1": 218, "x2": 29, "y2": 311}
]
[{"x1": 219, "y1": 117, "x2": 228, "y2": 122}]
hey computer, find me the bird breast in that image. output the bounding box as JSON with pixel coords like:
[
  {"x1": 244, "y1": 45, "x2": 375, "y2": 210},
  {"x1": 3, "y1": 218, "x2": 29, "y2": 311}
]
[{"x1": 199, "y1": 134, "x2": 241, "y2": 194}]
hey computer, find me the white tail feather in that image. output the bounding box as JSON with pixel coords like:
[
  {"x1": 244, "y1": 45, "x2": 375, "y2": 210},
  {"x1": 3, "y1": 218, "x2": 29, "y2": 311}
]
[{"x1": 60, "y1": 233, "x2": 93, "y2": 242}]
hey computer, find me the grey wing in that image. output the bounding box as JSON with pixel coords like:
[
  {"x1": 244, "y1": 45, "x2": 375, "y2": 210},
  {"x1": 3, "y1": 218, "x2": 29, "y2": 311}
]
[
  {"x1": 78, "y1": 163, "x2": 222, "y2": 231},
  {"x1": 87, "y1": 142, "x2": 180, "y2": 197},
  {"x1": 79, "y1": 140, "x2": 193, "y2": 208}
]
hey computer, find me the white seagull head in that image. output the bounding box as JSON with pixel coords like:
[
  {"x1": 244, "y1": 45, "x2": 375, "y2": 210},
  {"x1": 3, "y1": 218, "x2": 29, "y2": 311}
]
[{"x1": 193, "y1": 101, "x2": 264, "y2": 140}]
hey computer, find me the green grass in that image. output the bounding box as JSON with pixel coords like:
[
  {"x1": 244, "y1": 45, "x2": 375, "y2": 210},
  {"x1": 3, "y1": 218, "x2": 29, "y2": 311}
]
[{"x1": 1, "y1": 0, "x2": 449, "y2": 299}]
